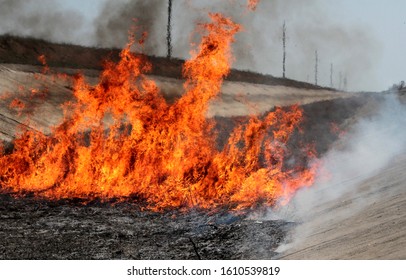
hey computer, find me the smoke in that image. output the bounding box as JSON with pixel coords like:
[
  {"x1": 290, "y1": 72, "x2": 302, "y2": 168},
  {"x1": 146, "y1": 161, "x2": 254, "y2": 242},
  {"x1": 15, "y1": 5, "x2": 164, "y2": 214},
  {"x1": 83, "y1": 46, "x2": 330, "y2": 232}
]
[
  {"x1": 91, "y1": 0, "x2": 259, "y2": 64},
  {"x1": 94, "y1": 0, "x2": 167, "y2": 52},
  {"x1": 90, "y1": 0, "x2": 381, "y2": 91},
  {"x1": 0, "y1": 0, "x2": 381, "y2": 91},
  {"x1": 0, "y1": 0, "x2": 91, "y2": 45},
  {"x1": 269, "y1": 94, "x2": 406, "y2": 255}
]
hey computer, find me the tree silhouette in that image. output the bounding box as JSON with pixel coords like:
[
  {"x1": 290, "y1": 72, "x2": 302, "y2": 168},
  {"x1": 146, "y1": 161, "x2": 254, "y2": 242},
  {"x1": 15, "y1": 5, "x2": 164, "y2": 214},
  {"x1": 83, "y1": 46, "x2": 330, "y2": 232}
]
[
  {"x1": 330, "y1": 63, "x2": 333, "y2": 88},
  {"x1": 167, "y1": 0, "x2": 173, "y2": 59},
  {"x1": 282, "y1": 21, "x2": 286, "y2": 78},
  {"x1": 314, "y1": 50, "x2": 318, "y2": 85}
]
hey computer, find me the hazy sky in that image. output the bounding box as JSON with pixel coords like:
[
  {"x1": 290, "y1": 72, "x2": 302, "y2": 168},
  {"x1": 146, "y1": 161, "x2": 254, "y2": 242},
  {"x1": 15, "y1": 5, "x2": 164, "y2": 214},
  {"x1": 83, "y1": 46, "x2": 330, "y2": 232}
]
[
  {"x1": 1, "y1": 0, "x2": 405, "y2": 92},
  {"x1": 320, "y1": 0, "x2": 406, "y2": 91}
]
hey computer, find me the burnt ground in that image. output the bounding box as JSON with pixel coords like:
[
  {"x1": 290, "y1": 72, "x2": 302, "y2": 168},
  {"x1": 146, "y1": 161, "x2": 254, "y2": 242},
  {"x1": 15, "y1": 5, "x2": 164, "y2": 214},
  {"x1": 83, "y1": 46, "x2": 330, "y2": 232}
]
[
  {"x1": 0, "y1": 95, "x2": 370, "y2": 260},
  {"x1": 0, "y1": 194, "x2": 290, "y2": 259},
  {"x1": 215, "y1": 95, "x2": 376, "y2": 157}
]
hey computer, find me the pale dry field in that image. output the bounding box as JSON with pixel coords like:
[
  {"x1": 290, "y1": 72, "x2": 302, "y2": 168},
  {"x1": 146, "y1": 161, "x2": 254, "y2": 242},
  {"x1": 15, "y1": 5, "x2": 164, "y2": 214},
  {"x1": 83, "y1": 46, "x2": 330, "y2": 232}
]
[{"x1": 0, "y1": 63, "x2": 352, "y2": 141}]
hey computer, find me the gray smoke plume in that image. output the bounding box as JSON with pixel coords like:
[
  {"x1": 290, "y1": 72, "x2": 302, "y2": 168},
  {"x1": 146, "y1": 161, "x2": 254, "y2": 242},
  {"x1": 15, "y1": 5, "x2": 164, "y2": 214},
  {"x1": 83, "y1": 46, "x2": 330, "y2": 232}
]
[
  {"x1": 91, "y1": 0, "x2": 381, "y2": 91},
  {"x1": 0, "y1": 0, "x2": 89, "y2": 45},
  {"x1": 0, "y1": 0, "x2": 383, "y2": 90},
  {"x1": 93, "y1": 0, "x2": 167, "y2": 52},
  {"x1": 268, "y1": 94, "x2": 406, "y2": 256}
]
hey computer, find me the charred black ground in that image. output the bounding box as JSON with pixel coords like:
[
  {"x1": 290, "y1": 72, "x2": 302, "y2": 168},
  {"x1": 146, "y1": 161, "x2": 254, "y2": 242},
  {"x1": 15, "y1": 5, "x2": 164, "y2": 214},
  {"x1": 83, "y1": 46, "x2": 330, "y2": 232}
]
[{"x1": 0, "y1": 193, "x2": 291, "y2": 259}]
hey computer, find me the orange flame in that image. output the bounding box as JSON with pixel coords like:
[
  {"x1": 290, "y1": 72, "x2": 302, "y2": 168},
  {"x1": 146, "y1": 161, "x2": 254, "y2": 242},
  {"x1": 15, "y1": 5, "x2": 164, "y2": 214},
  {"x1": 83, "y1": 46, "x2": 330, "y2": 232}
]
[
  {"x1": 37, "y1": 54, "x2": 50, "y2": 74},
  {"x1": 0, "y1": 14, "x2": 317, "y2": 211},
  {"x1": 247, "y1": 0, "x2": 260, "y2": 11}
]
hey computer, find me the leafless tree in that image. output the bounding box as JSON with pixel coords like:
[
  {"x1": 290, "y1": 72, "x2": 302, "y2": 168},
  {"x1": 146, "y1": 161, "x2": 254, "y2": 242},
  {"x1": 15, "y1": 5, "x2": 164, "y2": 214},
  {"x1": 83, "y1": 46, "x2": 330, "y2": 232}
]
[
  {"x1": 282, "y1": 21, "x2": 286, "y2": 78},
  {"x1": 314, "y1": 50, "x2": 318, "y2": 85},
  {"x1": 330, "y1": 63, "x2": 333, "y2": 88},
  {"x1": 167, "y1": 0, "x2": 173, "y2": 59},
  {"x1": 343, "y1": 75, "x2": 348, "y2": 91}
]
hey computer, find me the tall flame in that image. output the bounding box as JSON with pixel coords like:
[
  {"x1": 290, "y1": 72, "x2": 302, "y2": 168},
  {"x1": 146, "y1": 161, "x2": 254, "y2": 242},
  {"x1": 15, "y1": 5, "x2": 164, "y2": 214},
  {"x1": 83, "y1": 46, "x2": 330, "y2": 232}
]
[{"x1": 0, "y1": 14, "x2": 317, "y2": 211}]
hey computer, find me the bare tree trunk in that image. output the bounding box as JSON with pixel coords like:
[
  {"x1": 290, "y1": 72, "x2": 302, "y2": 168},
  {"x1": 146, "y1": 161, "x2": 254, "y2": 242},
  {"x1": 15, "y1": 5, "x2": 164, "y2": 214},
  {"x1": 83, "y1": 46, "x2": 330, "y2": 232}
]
[
  {"x1": 330, "y1": 63, "x2": 333, "y2": 88},
  {"x1": 314, "y1": 50, "x2": 318, "y2": 86},
  {"x1": 343, "y1": 75, "x2": 348, "y2": 91},
  {"x1": 282, "y1": 21, "x2": 286, "y2": 78},
  {"x1": 167, "y1": 0, "x2": 173, "y2": 59}
]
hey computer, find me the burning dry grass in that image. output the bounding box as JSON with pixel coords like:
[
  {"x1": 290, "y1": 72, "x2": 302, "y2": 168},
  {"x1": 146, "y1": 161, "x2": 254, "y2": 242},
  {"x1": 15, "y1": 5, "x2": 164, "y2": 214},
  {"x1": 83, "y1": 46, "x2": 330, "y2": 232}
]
[{"x1": 0, "y1": 14, "x2": 317, "y2": 211}]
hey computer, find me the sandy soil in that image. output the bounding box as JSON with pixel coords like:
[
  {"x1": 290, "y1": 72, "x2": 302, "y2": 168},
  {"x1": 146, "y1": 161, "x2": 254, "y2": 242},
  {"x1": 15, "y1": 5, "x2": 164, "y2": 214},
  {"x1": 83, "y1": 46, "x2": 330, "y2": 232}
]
[
  {"x1": 277, "y1": 153, "x2": 406, "y2": 259},
  {"x1": 153, "y1": 74, "x2": 352, "y2": 117}
]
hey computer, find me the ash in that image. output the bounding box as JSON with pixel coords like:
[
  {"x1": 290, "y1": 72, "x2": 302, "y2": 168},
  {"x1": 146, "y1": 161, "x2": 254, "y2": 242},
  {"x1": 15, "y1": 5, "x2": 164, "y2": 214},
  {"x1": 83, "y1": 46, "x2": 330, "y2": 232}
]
[{"x1": 0, "y1": 194, "x2": 290, "y2": 259}]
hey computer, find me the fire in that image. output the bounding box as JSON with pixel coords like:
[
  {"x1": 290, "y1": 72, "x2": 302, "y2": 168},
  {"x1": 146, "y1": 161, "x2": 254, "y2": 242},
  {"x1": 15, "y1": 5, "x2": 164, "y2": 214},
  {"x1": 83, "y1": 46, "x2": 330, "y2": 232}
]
[
  {"x1": 247, "y1": 0, "x2": 260, "y2": 11},
  {"x1": 0, "y1": 13, "x2": 318, "y2": 211},
  {"x1": 330, "y1": 122, "x2": 347, "y2": 138}
]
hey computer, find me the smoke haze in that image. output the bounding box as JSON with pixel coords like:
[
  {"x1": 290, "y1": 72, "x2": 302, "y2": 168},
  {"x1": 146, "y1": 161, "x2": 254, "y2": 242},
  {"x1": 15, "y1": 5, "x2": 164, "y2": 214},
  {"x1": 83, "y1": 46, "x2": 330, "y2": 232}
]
[
  {"x1": 0, "y1": 0, "x2": 91, "y2": 45},
  {"x1": 92, "y1": 0, "x2": 381, "y2": 91},
  {"x1": 94, "y1": 0, "x2": 167, "y2": 53},
  {"x1": 0, "y1": 0, "x2": 383, "y2": 91},
  {"x1": 269, "y1": 94, "x2": 406, "y2": 254}
]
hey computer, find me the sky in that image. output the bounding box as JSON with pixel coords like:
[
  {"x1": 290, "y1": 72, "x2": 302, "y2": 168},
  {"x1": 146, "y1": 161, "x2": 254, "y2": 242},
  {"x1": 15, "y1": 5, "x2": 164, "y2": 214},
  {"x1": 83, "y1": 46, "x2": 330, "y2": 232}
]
[
  {"x1": 1, "y1": 0, "x2": 405, "y2": 92},
  {"x1": 319, "y1": 0, "x2": 406, "y2": 91}
]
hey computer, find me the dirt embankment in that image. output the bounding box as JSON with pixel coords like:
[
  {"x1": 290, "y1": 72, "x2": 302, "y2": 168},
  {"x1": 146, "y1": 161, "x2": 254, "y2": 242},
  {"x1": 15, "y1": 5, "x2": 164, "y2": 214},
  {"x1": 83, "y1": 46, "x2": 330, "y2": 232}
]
[
  {"x1": 0, "y1": 35, "x2": 330, "y2": 90},
  {"x1": 277, "y1": 153, "x2": 406, "y2": 259}
]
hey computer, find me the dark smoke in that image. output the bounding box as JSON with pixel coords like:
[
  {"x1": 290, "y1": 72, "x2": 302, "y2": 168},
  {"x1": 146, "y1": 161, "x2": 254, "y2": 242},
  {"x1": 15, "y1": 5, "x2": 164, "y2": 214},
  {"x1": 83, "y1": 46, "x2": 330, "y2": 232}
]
[
  {"x1": 93, "y1": 0, "x2": 167, "y2": 54},
  {"x1": 91, "y1": 0, "x2": 380, "y2": 90}
]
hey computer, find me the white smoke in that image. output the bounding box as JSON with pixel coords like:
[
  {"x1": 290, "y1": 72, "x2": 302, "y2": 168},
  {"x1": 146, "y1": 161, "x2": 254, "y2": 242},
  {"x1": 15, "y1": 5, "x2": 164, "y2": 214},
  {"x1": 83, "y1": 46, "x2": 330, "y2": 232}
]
[{"x1": 268, "y1": 94, "x2": 406, "y2": 255}]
